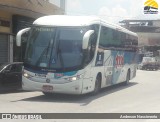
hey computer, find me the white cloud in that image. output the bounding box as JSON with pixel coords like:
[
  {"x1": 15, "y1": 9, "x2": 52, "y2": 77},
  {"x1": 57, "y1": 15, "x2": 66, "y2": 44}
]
[
  {"x1": 98, "y1": 7, "x2": 112, "y2": 22},
  {"x1": 66, "y1": 0, "x2": 160, "y2": 21},
  {"x1": 98, "y1": 5, "x2": 131, "y2": 23},
  {"x1": 67, "y1": 0, "x2": 92, "y2": 15},
  {"x1": 67, "y1": 0, "x2": 82, "y2": 11},
  {"x1": 112, "y1": 5, "x2": 128, "y2": 18},
  {"x1": 130, "y1": 0, "x2": 144, "y2": 18}
]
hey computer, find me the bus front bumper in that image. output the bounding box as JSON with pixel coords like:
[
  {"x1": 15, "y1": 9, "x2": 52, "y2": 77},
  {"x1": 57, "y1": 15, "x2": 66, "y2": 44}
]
[{"x1": 22, "y1": 77, "x2": 83, "y2": 95}]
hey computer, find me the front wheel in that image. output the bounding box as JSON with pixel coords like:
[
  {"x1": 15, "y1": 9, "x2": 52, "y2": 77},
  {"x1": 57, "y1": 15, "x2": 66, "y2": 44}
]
[
  {"x1": 92, "y1": 75, "x2": 101, "y2": 95},
  {"x1": 124, "y1": 71, "x2": 130, "y2": 85}
]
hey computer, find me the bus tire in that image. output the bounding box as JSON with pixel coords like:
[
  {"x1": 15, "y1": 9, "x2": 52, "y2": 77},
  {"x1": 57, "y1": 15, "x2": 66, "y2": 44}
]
[
  {"x1": 124, "y1": 70, "x2": 130, "y2": 85},
  {"x1": 92, "y1": 74, "x2": 101, "y2": 95}
]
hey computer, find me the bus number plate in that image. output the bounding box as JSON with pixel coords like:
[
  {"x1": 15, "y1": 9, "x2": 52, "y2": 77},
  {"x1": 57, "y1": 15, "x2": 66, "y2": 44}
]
[{"x1": 42, "y1": 85, "x2": 53, "y2": 92}]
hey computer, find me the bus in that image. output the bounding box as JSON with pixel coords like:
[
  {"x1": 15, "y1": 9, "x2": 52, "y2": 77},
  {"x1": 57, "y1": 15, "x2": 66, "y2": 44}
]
[{"x1": 16, "y1": 15, "x2": 138, "y2": 95}]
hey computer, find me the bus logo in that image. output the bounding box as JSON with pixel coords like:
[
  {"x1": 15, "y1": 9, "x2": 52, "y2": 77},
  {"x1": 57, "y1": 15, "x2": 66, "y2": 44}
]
[
  {"x1": 144, "y1": 0, "x2": 158, "y2": 14},
  {"x1": 115, "y1": 54, "x2": 124, "y2": 68}
]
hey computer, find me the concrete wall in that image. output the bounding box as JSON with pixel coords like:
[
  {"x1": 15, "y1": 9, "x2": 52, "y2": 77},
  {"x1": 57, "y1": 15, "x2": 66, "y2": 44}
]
[
  {"x1": 137, "y1": 33, "x2": 149, "y2": 46},
  {"x1": 153, "y1": 20, "x2": 160, "y2": 27},
  {"x1": 137, "y1": 32, "x2": 160, "y2": 46},
  {"x1": 0, "y1": 11, "x2": 11, "y2": 33},
  {"x1": 0, "y1": 0, "x2": 64, "y2": 63}
]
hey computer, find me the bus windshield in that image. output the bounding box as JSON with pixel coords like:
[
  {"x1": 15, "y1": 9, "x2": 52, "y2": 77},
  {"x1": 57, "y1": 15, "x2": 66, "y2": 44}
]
[{"x1": 24, "y1": 26, "x2": 89, "y2": 72}]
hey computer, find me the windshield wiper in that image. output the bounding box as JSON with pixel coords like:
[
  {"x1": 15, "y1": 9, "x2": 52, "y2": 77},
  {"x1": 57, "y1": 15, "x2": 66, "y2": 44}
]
[{"x1": 35, "y1": 40, "x2": 52, "y2": 67}]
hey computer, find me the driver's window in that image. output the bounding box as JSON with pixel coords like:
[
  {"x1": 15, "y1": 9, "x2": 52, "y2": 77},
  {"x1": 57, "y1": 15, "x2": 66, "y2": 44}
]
[
  {"x1": 83, "y1": 25, "x2": 99, "y2": 64},
  {"x1": 89, "y1": 24, "x2": 99, "y2": 60},
  {"x1": 88, "y1": 34, "x2": 96, "y2": 60},
  {"x1": 10, "y1": 64, "x2": 17, "y2": 72}
]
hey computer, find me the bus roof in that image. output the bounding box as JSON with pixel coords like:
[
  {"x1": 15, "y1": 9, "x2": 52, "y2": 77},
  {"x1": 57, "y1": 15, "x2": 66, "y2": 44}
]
[
  {"x1": 33, "y1": 15, "x2": 137, "y2": 37},
  {"x1": 33, "y1": 15, "x2": 100, "y2": 26}
]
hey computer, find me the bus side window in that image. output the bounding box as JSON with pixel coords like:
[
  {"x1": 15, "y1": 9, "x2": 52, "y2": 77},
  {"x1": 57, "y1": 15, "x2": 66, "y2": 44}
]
[
  {"x1": 99, "y1": 26, "x2": 113, "y2": 49},
  {"x1": 99, "y1": 26, "x2": 106, "y2": 48}
]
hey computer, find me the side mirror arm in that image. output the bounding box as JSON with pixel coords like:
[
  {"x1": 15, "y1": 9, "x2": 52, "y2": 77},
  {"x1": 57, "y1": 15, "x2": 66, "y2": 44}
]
[
  {"x1": 82, "y1": 30, "x2": 94, "y2": 50},
  {"x1": 16, "y1": 28, "x2": 30, "y2": 46}
]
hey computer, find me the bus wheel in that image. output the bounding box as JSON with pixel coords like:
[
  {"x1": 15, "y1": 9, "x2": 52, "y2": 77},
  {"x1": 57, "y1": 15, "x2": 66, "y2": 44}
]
[
  {"x1": 92, "y1": 74, "x2": 101, "y2": 95},
  {"x1": 124, "y1": 70, "x2": 130, "y2": 85}
]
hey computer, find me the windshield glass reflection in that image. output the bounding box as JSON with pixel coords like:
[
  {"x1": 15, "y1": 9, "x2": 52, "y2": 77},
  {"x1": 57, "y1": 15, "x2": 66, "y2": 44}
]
[{"x1": 25, "y1": 26, "x2": 88, "y2": 71}]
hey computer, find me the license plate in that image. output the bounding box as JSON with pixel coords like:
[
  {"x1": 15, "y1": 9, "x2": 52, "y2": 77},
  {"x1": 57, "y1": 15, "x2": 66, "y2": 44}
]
[{"x1": 42, "y1": 85, "x2": 53, "y2": 92}]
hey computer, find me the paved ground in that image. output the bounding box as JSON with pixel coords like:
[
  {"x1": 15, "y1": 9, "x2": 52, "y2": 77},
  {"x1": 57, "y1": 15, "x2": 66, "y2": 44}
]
[{"x1": 0, "y1": 70, "x2": 160, "y2": 122}]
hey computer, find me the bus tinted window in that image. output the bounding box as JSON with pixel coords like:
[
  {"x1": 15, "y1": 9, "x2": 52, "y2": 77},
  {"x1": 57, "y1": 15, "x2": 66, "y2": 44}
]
[
  {"x1": 99, "y1": 26, "x2": 138, "y2": 51},
  {"x1": 99, "y1": 27, "x2": 114, "y2": 48}
]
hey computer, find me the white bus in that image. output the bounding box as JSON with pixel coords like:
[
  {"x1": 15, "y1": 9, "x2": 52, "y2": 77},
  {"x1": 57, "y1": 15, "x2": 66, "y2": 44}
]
[{"x1": 16, "y1": 15, "x2": 138, "y2": 95}]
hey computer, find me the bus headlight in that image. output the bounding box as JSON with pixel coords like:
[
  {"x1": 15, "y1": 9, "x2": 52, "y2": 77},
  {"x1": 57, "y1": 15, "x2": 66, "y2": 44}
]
[
  {"x1": 65, "y1": 74, "x2": 83, "y2": 82},
  {"x1": 23, "y1": 72, "x2": 33, "y2": 79},
  {"x1": 69, "y1": 77, "x2": 77, "y2": 81}
]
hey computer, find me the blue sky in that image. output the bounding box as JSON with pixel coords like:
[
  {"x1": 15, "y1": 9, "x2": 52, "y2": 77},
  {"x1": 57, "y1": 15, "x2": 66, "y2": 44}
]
[{"x1": 66, "y1": 0, "x2": 160, "y2": 24}]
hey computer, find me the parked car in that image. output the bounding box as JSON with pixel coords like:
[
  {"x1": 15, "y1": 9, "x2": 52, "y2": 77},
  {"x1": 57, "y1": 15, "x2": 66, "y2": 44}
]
[
  {"x1": 140, "y1": 57, "x2": 160, "y2": 71},
  {"x1": 0, "y1": 62, "x2": 23, "y2": 90}
]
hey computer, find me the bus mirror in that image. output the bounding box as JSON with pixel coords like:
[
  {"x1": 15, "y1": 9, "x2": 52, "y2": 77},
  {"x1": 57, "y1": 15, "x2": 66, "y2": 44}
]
[
  {"x1": 16, "y1": 28, "x2": 30, "y2": 46},
  {"x1": 82, "y1": 30, "x2": 94, "y2": 50}
]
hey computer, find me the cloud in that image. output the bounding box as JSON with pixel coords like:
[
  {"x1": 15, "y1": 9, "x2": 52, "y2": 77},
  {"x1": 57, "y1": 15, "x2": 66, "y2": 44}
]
[
  {"x1": 67, "y1": 0, "x2": 82, "y2": 11},
  {"x1": 67, "y1": 0, "x2": 90, "y2": 15},
  {"x1": 66, "y1": 0, "x2": 160, "y2": 21},
  {"x1": 130, "y1": 0, "x2": 143, "y2": 18},
  {"x1": 98, "y1": 7, "x2": 112, "y2": 22},
  {"x1": 112, "y1": 5, "x2": 128, "y2": 18},
  {"x1": 98, "y1": 5, "x2": 130, "y2": 23},
  {"x1": 98, "y1": 0, "x2": 160, "y2": 23}
]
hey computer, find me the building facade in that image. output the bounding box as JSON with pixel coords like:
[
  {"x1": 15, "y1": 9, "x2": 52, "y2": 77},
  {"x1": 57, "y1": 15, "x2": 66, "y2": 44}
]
[{"x1": 0, "y1": 0, "x2": 65, "y2": 63}]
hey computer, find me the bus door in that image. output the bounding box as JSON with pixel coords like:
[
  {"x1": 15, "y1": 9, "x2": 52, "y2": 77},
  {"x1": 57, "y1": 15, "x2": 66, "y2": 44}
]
[{"x1": 103, "y1": 51, "x2": 114, "y2": 86}]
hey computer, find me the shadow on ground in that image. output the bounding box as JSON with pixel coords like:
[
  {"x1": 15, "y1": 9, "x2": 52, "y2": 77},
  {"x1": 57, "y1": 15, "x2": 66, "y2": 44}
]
[{"x1": 12, "y1": 82, "x2": 138, "y2": 106}]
